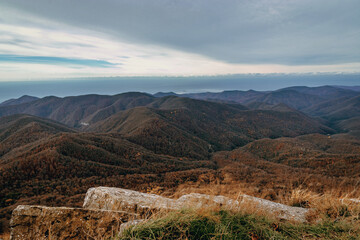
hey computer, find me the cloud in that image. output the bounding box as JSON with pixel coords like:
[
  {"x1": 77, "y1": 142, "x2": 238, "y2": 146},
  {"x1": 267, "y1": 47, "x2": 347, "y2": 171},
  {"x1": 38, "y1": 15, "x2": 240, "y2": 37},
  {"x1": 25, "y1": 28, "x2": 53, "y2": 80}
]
[
  {"x1": 0, "y1": 54, "x2": 117, "y2": 67},
  {"x1": 0, "y1": 1, "x2": 359, "y2": 80},
  {"x1": 2, "y1": 0, "x2": 360, "y2": 66}
]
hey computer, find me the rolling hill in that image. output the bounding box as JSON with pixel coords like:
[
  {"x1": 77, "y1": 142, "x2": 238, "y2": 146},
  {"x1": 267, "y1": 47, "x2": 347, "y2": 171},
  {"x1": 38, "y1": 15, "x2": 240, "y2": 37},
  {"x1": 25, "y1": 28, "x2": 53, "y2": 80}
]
[
  {"x1": 280, "y1": 85, "x2": 359, "y2": 99},
  {"x1": 245, "y1": 102, "x2": 296, "y2": 112},
  {"x1": 159, "y1": 86, "x2": 360, "y2": 118},
  {"x1": 208, "y1": 132, "x2": 360, "y2": 201},
  {"x1": 0, "y1": 92, "x2": 155, "y2": 127},
  {"x1": 0, "y1": 86, "x2": 359, "y2": 234},
  {"x1": 180, "y1": 90, "x2": 266, "y2": 104},
  {"x1": 1, "y1": 87, "x2": 358, "y2": 131},
  {"x1": 85, "y1": 96, "x2": 333, "y2": 158},
  {"x1": 304, "y1": 95, "x2": 360, "y2": 121},
  {"x1": 337, "y1": 117, "x2": 360, "y2": 132},
  {"x1": 0, "y1": 116, "x2": 215, "y2": 231},
  {"x1": 0, "y1": 114, "x2": 75, "y2": 157},
  {"x1": 245, "y1": 89, "x2": 324, "y2": 110},
  {"x1": 0, "y1": 95, "x2": 39, "y2": 107}
]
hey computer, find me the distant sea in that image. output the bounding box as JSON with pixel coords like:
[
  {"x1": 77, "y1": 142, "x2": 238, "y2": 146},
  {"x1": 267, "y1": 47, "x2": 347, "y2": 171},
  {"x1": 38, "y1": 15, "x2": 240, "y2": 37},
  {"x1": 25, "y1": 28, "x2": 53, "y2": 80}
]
[{"x1": 0, "y1": 73, "x2": 359, "y2": 102}]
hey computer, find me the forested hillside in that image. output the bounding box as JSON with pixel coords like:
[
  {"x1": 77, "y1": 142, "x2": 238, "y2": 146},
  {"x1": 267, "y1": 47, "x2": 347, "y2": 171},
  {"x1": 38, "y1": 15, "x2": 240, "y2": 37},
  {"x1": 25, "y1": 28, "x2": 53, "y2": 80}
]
[{"x1": 0, "y1": 85, "x2": 359, "y2": 234}]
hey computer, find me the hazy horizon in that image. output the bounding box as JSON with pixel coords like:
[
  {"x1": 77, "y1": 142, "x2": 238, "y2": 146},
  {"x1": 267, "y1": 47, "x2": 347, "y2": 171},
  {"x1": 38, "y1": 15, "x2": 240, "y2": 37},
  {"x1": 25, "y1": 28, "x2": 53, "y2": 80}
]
[
  {"x1": 0, "y1": 73, "x2": 359, "y2": 102},
  {"x1": 0, "y1": 1, "x2": 359, "y2": 102}
]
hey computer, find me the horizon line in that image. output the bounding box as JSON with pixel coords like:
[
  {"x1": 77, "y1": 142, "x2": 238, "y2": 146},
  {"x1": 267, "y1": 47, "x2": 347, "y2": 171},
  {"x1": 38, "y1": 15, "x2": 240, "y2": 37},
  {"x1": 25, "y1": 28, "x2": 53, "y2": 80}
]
[{"x1": 1, "y1": 71, "x2": 360, "y2": 83}]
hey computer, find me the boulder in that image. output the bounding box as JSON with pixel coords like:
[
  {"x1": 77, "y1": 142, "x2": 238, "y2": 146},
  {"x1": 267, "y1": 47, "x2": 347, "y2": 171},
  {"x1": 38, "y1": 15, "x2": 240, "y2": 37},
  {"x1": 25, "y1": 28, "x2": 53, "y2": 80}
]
[
  {"x1": 83, "y1": 187, "x2": 177, "y2": 216},
  {"x1": 239, "y1": 194, "x2": 310, "y2": 222},
  {"x1": 176, "y1": 193, "x2": 310, "y2": 222},
  {"x1": 84, "y1": 187, "x2": 310, "y2": 222},
  {"x1": 10, "y1": 205, "x2": 138, "y2": 240},
  {"x1": 175, "y1": 193, "x2": 240, "y2": 210}
]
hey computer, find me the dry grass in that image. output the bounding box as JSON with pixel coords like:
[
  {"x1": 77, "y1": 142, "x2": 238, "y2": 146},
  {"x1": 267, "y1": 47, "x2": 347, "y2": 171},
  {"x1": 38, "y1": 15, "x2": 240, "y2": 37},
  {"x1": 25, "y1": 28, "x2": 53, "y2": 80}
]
[
  {"x1": 4, "y1": 182, "x2": 360, "y2": 239},
  {"x1": 172, "y1": 182, "x2": 360, "y2": 223},
  {"x1": 0, "y1": 232, "x2": 10, "y2": 240},
  {"x1": 119, "y1": 207, "x2": 360, "y2": 240},
  {"x1": 281, "y1": 188, "x2": 360, "y2": 222},
  {"x1": 120, "y1": 182, "x2": 360, "y2": 239},
  {"x1": 118, "y1": 182, "x2": 360, "y2": 239}
]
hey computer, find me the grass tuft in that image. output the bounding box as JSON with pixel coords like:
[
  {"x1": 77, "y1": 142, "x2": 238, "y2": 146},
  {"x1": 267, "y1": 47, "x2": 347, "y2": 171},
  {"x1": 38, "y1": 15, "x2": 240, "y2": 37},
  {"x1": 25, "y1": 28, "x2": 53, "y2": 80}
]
[{"x1": 118, "y1": 208, "x2": 360, "y2": 240}]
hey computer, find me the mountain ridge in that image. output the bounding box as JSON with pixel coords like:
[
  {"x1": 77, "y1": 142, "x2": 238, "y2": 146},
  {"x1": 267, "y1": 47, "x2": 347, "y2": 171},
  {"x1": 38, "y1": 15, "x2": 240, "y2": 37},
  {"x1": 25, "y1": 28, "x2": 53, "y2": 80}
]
[
  {"x1": 1, "y1": 85, "x2": 360, "y2": 234},
  {"x1": 0, "y1": 95, "x2": 39, "y2": 107}
]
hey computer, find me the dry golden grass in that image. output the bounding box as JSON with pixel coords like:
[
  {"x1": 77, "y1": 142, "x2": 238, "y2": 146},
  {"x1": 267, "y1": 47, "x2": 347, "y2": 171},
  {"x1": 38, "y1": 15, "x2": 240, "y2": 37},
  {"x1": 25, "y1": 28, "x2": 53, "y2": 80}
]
[
  {"x1": 119, "y1": 205, "x2": 360, "y2": 240},
  {"x1": 171, "y1": 181, "x2": 360, "y2": 224},
  {"x1": 0, "y1": 232, "x2": 10, "y2": 240},
  {"x1": 117, "y1": 184, "x2": 360, "y2": 239}
]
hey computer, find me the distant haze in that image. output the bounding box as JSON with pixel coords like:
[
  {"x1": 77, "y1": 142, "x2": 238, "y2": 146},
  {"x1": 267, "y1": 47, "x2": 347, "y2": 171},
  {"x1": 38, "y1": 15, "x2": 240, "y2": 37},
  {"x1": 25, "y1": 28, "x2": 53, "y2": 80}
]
[{"x1": 0, "y1": 73, "x2": 359, "y2": 102}]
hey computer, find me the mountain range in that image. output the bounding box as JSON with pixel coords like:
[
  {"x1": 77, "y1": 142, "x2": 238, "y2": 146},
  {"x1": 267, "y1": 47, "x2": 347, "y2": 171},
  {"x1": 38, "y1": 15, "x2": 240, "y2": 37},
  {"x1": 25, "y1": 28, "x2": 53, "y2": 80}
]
[{"x1": 0, "y1": 85, "x2": 359, "y2": 233}]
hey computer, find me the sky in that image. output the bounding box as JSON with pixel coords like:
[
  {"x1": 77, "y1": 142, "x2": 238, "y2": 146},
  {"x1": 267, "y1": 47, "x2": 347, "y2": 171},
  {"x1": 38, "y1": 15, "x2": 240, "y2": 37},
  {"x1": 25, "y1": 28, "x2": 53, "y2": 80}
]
[{"x1": 0, "y1": 0, "x2": 360, "y2": 81}]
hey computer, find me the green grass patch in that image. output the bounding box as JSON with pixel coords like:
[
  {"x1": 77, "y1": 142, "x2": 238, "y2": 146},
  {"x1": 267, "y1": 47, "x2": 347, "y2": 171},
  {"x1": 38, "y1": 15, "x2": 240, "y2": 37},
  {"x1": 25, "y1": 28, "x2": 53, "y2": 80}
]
[{"x1": 118, "y1": 209, "x2": 360, "y2": 240}]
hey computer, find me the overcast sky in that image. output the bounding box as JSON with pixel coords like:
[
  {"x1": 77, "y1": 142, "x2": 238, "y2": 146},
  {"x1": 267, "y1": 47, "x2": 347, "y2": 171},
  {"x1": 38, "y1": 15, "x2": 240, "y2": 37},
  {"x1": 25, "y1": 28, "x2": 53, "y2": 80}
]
[{"x1": 0, "y1": 0, "x2": 360, "y2": 80}]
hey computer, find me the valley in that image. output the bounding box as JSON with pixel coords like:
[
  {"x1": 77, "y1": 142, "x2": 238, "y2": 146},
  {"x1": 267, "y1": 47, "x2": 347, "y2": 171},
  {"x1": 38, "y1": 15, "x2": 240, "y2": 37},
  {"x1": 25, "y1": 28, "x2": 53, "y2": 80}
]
[{"x1": 0, "y1": 85, "x2": 360, "y2": 234}]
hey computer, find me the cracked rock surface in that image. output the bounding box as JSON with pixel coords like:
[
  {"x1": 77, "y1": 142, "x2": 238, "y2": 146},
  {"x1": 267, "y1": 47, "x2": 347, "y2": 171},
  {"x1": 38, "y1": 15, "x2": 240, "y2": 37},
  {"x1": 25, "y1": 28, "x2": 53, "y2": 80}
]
[
  {"x1": 84, "y1": 187, "x2": 310, "y2": 222},
  {"x1": 10, "y1": 205, "x2": 138, "y2": 240},
  {"x1": 11, "y1": 187, "x2": 312, "y2": 239}
]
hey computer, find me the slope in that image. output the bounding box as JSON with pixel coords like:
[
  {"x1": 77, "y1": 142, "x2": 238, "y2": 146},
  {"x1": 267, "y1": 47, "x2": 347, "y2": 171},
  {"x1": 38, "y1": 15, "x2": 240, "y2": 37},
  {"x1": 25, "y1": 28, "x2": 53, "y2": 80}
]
[
  {"x1": 304, "y1": 95, "x2": 360, "y2": 121},
  {"x1": 0, "y1": 95, "x2": 39, "y2": 107},
  {"x1": 281, "y1": 85, "x2": 358, "y2": 99},
  {"x1": 87, "y1": 96, "x2": 333, "y2": 159},
  {"x1": 0, "y1": 115, "x2": 214, "y2": 233},
  {"x1": 180, "y1": 90, "x2": 266, "y2": 104},
  {"x1": 250, "y1": 89, "x2": 324, "y2": 110},
  {"x1": 205, "y1": 133, "x2": 360, "y2": 201},
  {"x1": 0, "y1": 92, "x2": 155, "y2": 127},
  {"x1": 0, "y1": 114, "x2": 75, "y2": 157}
]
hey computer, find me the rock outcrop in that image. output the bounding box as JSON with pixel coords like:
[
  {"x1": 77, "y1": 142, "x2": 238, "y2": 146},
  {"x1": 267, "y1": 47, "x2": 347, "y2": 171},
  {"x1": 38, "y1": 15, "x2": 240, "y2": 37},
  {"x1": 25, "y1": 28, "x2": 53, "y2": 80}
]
[
  {"x1": 176, "y1": 193, "x2": 240, "y2": 210},
  {"x1": 83, "y1": 187, "x2": 177, "y2": 216},
  {"x1": 11, "y1": 187, "x2": 312, "y2": 239},
  {"x1": 176, "y1": 193, "x2": 310, "y2": 222},
  {"x1": 84, "y1": 187, "x2": 310, "y2": 222},
  {"x1": 10, "y1": 205, "x2": 138, "y2": 240}
]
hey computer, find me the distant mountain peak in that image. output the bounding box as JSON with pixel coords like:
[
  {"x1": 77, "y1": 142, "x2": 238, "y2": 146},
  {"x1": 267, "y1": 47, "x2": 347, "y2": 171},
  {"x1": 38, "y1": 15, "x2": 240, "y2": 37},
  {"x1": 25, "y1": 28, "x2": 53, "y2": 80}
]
[{"x1": 0, "y1": 95, "x2": 39, "y2": 107}]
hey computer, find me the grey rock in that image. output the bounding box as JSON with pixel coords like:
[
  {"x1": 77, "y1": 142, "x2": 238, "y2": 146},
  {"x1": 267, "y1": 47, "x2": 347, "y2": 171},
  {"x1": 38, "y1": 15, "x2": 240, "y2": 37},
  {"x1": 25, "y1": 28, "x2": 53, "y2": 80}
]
[
  {"x1": 84, "y1": 187, "x2": 310, "y2": 222},
  {"x1": 83, "y1": 187, "x2": 177, "y2": 216},
  {"x1": 176, "y1": 193, "x2": 310, "y2": 222},
  {"x1": 10, "y1": 205, "x2": 138, "y2": 240}
]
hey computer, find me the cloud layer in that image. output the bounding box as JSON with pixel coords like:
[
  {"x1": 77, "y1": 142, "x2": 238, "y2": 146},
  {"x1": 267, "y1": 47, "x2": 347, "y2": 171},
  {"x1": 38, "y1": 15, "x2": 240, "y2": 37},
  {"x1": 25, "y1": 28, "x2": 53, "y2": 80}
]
[
  {"x1": 0, "y1": 55, "x2": 116, "y2": 67},
  {"x1": 3, "y1": 0, "x2": 360, "y2": 65},
  {"x1": 0, "y1": 0, "x2": 359, "y2": 79}
]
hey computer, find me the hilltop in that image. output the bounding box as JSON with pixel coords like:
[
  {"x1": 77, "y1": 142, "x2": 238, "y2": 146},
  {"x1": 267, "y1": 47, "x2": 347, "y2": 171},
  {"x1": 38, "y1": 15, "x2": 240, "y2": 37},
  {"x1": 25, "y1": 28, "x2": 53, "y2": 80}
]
[{"x1": 0, "y1": 95, "x2": 39, "y2": 107}]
